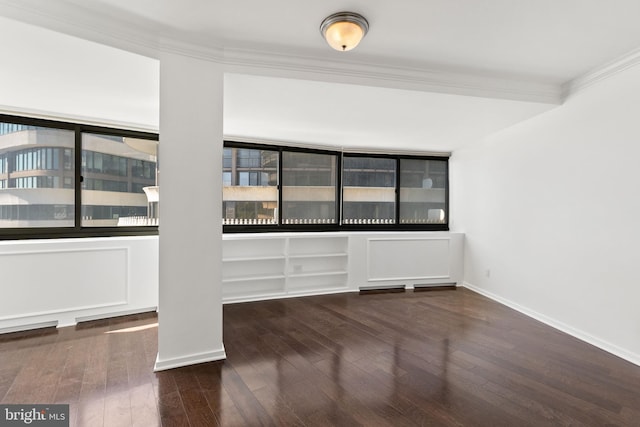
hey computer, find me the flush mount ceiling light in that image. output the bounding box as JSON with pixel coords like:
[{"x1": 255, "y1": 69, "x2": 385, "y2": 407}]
[{"x1": 320, "y1": 11, "x2": 369, "y2": 52}]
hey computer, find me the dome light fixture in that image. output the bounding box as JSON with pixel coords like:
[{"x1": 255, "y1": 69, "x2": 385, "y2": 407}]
[{"x1": 320, "y1": 11, "x2": 369, "y2": 52}]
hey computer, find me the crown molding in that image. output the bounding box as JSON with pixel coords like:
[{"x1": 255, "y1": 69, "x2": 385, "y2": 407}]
[
  {"x1": 562, "y1": 47, "x2": 640, "y2": 99},
  {"x1": 223, "y1": 47, "x2": 562, "y2": 105},
  {"x1": 0, "y1": 0, "x2": 161, "y2": 58},
  {"x1": 0, "y1": 0, "x2": 561, "y2": 104},
  {"x1": 7, "y1": 0, "x2": 640, "y2": 105},
  {"x1": 159, "y1": 38, "x2": 224, "y2": 63}
]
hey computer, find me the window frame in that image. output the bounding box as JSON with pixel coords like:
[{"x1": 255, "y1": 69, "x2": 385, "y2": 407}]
[
  {"x1": 223, "y1": 141, "x2": 343, "y2": 233},
  {"x1": 0, "y1": 118, "x2": 449, "y2": 239},
  {"x1": 280, "y1": 146, "x2": 341, "y2": 228},
  {"x1": 0, "y1": 113, "x2": 158, "y2": 241},
  {"x1": 341, "y1": 153, "x2": 398, "y2": 228},
  {"x1": 397, "y1": 156, "x2": 449, "y2": 226},
  {"x1": 223, "y1": 141, "x2": 449, "y2": 233}
]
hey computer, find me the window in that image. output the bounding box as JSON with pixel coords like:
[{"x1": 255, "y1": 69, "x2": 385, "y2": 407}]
[
  {"x1": 81, "y1": 133, "x2": 157, "y2": 227},
  {"x1": 282, "y1": 151, "x2": 338, "y2": 225},
  {"x1": 399, "y1": 158, "x2": 448, "y2": 224},
  {"x1": 0, "y1": 114, "x2": 158, "y2": 239},
  {"x1": 0, "y1": 122, "x2": 75, "y2": 227},
  {"x1": 342, "y1": 156, "x2": 396, "y2": 224},
  {"x1": 222, "y1": 146, "x2": 278, "y2": 225},
  {"x1": 223, "y1": 141, "x2": 449, "y2": 232},
  {"x1": 12, "y1": 148, "x2": 60, "y2": 172}
]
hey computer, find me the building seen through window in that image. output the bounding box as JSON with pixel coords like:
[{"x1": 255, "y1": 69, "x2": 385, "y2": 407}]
[
  {"x1": 81, "y1": 133, "x2": 158, "y2": 227},
  {"x1": 0, "y1": 124, "x2": 75, "y2": 227},
  {"x1": 1, "y1": 118, "x2": 446, "y2": 234},
  {"x1": 399, "y1": 158, "x2": 447, "y2": 224},
  {"x1": 0, "y1": 121, "x2": 158, "y2": 228},
  {"x1": 222, "y1": 147, "x2": 278, "y2": 225},
  {"x1": 223, "y1": 142, "x2": 448, "y2": 229},
  {"x1": 282, "y1": 151, "x2": 337, "y2": 224},
  {"x1": 342, "y1": 156, "x2": 396, "y2": 224}
]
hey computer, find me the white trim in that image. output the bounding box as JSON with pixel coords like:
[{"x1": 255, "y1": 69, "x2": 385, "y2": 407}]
[
  {"x1": 154, "y1": 347, "x2": 227, "y2": 372},
  {"x1": 12, "y1": 0, "x2": 640, "y2": 104},
  {"x1": 0, "y1": 301, "x2": 128, "y2": 323},
  {"x1": 160, "y1": 38, "x2": 224, "y2": 63},
  {"x1": 0, "y1": 104, "x2": 158, "y2": 133},
  {"x1": 462, "y1": 281, "x2": 640, "y2": 368},
  {"x1": 0, "y1": 0, "x2": 160, "y2": 59},
  {"x1": 0, "y1": 0, "x2": 561, "y2": 105},
  {"x1": 562, "y1": 46, "x2": 640, "y2": 99},
  {"x1": 223, "y1": 47, "x2": 562, "y2": 104}
]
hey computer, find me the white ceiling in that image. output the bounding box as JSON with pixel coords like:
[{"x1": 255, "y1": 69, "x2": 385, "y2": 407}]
[{"x1": 1, "y1": 0, "x2": 640, "y2": 152}]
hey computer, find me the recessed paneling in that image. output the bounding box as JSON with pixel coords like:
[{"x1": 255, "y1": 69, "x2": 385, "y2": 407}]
[
  {"x1": 0, "y1": 248, "x2": 128, "y2": 320},
  {"x1": 367, "y1": 238, "x2": 450, "y2": 281}
]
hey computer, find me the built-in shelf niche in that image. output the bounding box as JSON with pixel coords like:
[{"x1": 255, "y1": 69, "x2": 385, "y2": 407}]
[
  {"x1": 222, "y1": 232, "x2": 463, "y2": 303},
  {"x1": 222, "y1": 237, "x2": 287, "y2": 301},
  {"x1": 287, "y1": 236, "x2": 348, "y2": 291},
  {"x1": 222, "y1": 234, "x2": 349, "y2": 302}
]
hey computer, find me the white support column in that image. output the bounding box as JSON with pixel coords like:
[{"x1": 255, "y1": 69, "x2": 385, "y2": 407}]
[{"x1": 155, "y1": 51, "x2": 225, "y2": 371}]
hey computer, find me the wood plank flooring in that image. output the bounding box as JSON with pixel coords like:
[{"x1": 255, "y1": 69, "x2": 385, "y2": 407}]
[{"x1": 1, "y1": 288, "x2": 640, "y2": 426}]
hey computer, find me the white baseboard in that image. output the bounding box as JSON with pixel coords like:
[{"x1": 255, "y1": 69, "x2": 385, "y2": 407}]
[
  {"x1": 462, "y1": 282, "x2": 640, "y2": 367},
  {"x1": 154, "y1": 347, "x2": 227, "y2": 372}
]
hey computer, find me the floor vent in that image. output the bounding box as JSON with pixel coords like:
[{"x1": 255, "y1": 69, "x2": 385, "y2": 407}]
[
  {"x1": 0, "y1": 320, "x2": 58, "y2": 335},
  {"x1": 76, "y1": 307, "x2": 158, "y2": 324},
  {"x1": 413, "y1": 283, "x2": 457, "y2": 291},
  {"x1": 359, "y1": 284, "x2": 406, "y2": 294}
]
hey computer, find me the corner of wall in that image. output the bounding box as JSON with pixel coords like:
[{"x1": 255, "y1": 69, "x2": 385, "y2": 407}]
[{"x1": 462, "y1": 281, "x2": 640, "y2": 368}]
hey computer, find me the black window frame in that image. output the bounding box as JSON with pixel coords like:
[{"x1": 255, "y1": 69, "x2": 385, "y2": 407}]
[
  {"x1": 223, "y1": 141, "x2": 449, "y2": 233},
  {"x1": 0, "y1": 113, "x2": 158, "y2": 241},
  {"x1": 280, "y1": 146, "x2": 341, "y2": 228},
  {"x1": 341, "y1": 153, "x2": 398, "y2": 228},
  {"x1": 222, "y1": 141, "x2": 342, "y2": 233}
]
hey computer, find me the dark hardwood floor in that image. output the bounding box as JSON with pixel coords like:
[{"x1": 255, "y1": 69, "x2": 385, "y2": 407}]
[{"x1": 1, "y1": 288, "x2": 639, "y2": 426}]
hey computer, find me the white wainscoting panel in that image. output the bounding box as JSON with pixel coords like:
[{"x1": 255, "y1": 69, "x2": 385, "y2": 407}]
[
  {"x1": 367, "y1": 237, "x2": 450, "y2": 282},
  {"x1": 0, "y1": 236, "x2": 158, "y2": 332},
  {"x1": 0, "y1": 248, "x2": 128, "y2": 321}
]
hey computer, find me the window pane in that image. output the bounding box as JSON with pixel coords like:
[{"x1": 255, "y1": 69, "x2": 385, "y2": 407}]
[
  {"x1": 399, "y1": 158, "x2": 447, "y2": 224},
  {"x1": 0, "y1": 123, "x2": 74, "y2": 227},
  {"x1": 81, "y1": 133, "x2": 158, "y2": 227},
  {"x1": 222, "y1": 147, "x2": 278, "y2": 225},
  {"x1": 282, "y1": 151, "x2": 337, "y2": 225},
  {"x1": 342, "y1": 156, "x2": 396, "y2": 224}
]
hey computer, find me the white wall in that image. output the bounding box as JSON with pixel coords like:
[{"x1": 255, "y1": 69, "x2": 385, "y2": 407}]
[
  {"x1": 450, "y1": 62, "x2": 640, "y2": 365},
  {"x1": 0, "y1": 236, "x2": 158, "y2": 332},
  {"x1": 0, "y1": 16, "x2": 158, "y2": 131}
]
